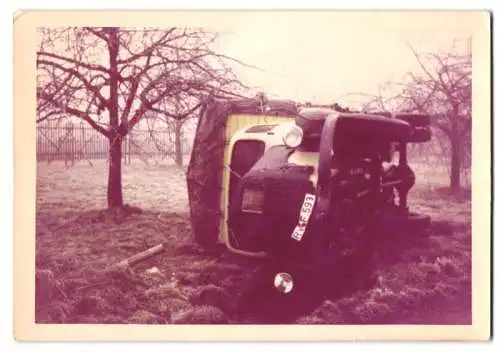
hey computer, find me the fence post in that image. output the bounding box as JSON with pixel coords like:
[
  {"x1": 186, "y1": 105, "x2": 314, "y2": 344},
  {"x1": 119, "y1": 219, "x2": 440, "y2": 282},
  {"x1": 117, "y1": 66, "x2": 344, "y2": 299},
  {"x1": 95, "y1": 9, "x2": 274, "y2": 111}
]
[
  {"x1": 126, "y1": 131, "x2": 131, "y2": 164},
  {"x1": 37, "y1": 122, "x2": 191, "y2": 165},
  {"x1": 64, "y1": 122, "x2": 75, "y2": 167}
]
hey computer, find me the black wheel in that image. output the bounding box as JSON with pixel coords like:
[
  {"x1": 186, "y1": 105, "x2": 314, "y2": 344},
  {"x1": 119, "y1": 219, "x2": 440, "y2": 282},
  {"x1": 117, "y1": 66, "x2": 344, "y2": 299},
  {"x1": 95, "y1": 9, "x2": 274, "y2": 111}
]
[
  {"x1": 408, "y1": 126, "x2": 432, "y2": 143},
  {"x1": 296, "y1": 110, "x2": 413, "y2": 143},
  {"x1": 334, "y1": 113, "x2": 412, "y2": 144},
  {"x1": 395, "y1": 113, "x2": 431, "y2": 127}
]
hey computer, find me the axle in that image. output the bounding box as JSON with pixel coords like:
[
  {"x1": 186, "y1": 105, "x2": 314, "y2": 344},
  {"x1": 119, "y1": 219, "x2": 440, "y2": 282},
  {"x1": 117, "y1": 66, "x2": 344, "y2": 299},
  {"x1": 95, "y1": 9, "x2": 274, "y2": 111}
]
[{"x1": 395, "y1": 142, "x2": 415, "y2": 212}]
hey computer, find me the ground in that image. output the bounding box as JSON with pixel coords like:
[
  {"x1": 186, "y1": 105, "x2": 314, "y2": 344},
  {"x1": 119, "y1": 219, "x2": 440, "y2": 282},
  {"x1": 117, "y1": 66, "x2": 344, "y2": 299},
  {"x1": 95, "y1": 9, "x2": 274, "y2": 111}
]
[{"x1": 35, "y1": 157, "x2": 471, "y2": 324}]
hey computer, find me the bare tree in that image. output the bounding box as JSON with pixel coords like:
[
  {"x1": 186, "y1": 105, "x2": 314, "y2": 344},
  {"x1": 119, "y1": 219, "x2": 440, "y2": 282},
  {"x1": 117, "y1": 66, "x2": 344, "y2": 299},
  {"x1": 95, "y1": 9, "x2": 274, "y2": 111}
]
[
  {"x1": 152, "y1": 94, "x2": 199, "y2": 167},
  {"x1": 37, "y1": 27, "x2": 250, "y2": 210},
  {"x1": 142, "y1": 102, "x2": 197, "y2": 168},
  {"x1": 402, "y1": 41, "x2": 471, "y2": 191},
  {"x1": 344, "y1": 39, "x2": 472, "y2": 191}
]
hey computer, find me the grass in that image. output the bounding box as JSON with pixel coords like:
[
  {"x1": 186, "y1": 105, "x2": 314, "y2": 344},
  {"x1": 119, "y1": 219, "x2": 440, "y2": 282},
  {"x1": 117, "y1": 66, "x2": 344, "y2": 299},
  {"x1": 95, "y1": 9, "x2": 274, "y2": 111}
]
[{"x1": 35, "y1": 158, "x2": 471, "y2": 324}]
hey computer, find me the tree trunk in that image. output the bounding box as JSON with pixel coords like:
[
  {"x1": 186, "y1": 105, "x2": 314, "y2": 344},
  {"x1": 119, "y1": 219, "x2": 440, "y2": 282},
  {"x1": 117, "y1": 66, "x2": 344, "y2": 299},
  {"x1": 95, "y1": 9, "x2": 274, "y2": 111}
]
[
  {"x1": 106, "y1": 27, "x2": 123, "y2": 209},
  {"x1": 174, "y1": 119, "x2": 183, "y2": 167},
  {"x1": 107, "y1": 134, "x2": 124, "y2": 208},
  {"x1": 450, "y1": 138, "x2": 461, "y2": 191}
]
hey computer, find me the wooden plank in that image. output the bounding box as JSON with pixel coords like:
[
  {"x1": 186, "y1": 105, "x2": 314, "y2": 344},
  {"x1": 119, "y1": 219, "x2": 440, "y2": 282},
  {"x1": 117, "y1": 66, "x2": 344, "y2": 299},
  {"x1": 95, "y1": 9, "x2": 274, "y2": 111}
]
[{"x1": 109, "y1": 244, "x2": 165, "y2": 270}]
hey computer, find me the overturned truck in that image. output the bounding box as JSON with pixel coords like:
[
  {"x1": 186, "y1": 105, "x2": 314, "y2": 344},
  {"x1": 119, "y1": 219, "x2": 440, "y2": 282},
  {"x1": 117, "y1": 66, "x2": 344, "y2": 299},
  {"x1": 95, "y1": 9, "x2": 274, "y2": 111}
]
[{"x1": 186, "y1": 96, "x2": 431, "y2": 294}]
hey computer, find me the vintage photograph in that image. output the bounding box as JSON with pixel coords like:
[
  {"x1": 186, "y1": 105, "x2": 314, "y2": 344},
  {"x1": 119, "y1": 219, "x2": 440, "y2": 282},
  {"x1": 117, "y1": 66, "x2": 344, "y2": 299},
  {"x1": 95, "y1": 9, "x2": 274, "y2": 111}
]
[{"x1": 25, "y1": 10, "x2": 487, "y2": 332}]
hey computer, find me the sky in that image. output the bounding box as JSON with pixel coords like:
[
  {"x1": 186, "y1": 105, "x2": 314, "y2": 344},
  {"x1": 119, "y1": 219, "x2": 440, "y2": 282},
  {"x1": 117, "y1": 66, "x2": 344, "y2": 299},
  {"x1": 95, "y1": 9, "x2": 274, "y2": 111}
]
[
  {"x1": 212, "y1": 11, "x2": 479, "y2": 106},
  {"x1": 35, "y1": 10, "x2": 483, "y2": 130}
]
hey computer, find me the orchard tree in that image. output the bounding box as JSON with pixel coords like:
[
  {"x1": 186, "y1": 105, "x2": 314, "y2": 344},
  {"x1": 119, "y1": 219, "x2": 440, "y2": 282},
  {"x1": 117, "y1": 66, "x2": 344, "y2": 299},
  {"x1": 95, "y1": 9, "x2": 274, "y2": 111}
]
[
  {"x1": 37, "y1": 27, "x2": 250, "y2": 210},
  {"x1": 400, "y1": 42, "x2": 472, "y2": 190},
  {"x1": 144, "y1": 94, "x2": 200, "y2": 167},
  {"x1": 345, "y1": 39, "x2": 472, "y2": 190}
]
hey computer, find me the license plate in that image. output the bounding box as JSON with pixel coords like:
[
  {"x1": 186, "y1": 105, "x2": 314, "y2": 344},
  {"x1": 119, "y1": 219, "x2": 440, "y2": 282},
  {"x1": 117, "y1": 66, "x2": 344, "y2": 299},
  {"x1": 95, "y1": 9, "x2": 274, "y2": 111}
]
[{"x1": 291, "y1": 193, "x2": 316, "y2": 241}]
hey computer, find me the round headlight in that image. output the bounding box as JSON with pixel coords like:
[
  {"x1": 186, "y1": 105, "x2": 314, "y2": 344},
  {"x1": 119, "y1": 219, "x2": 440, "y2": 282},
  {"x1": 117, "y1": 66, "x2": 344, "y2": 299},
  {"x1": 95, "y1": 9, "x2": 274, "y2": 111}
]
[
  {"x1": 283, "y1": 125, "x2": 303, "y2": 148},
  {"x1": 274, "y1": 272, "x2": 294, "y2": 294}
]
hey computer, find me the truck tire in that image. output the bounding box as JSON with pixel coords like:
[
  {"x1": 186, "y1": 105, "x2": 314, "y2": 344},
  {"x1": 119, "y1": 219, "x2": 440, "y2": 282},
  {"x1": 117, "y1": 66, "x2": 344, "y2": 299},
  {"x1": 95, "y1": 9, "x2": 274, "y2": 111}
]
[
  {"x1": 334, "y1": 113, "x2": 413, "y2": 144},
  {"x1": 395, "y1": 113, "x2": 431, "y2": 127},
  {"x1": 297, "y1": 110, "x2": 413, "y2": 143},
  {"x1": 408, "y1": 126, "x2": 432, "y2": 143}
]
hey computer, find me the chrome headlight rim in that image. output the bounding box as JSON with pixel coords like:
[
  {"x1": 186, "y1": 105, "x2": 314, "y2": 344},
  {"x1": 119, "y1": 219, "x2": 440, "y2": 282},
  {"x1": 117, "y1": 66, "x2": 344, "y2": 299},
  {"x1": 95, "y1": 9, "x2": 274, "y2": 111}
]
[
  {"x1": 282, "y1": 125, "x2": 304, "y2": 148},
  {"x1": 273, "y1": 272, "x2": 294, "y2": 294}
]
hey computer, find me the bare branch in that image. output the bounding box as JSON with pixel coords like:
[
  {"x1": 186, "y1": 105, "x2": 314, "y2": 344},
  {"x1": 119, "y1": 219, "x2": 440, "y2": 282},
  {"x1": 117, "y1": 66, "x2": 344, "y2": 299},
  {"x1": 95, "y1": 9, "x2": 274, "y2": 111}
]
[
  {"x1": 116, "y1": 28, "x2": 176, "y2": 64},
  {"x1": 84, "y1": 27, "x2": 109, "y2": 42},
  {"x1": 406, "y1": 41, "x2": 439, "y2": 83},
  {"x1": 37, "y1": 58, "x2": 109, "y2": 108},
  {"x1": 37, "y1": 26, "x2": 251, "y2": 143},
  {"x1": 38, "y1": 89, "x2": 109, "y2": 135},
  {"x1": 37, "y1": 51, "x2": 109, "y2": 73}
]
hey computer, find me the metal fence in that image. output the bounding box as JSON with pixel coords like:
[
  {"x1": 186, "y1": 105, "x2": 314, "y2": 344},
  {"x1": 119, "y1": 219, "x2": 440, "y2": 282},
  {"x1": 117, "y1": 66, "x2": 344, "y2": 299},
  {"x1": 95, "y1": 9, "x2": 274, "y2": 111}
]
[
  {"x1": 37, "y1": 120, "x2": 470, "y2": 186},
  {"x1": 36, "y1": 121, "x2": 193, "y2": 165}
]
